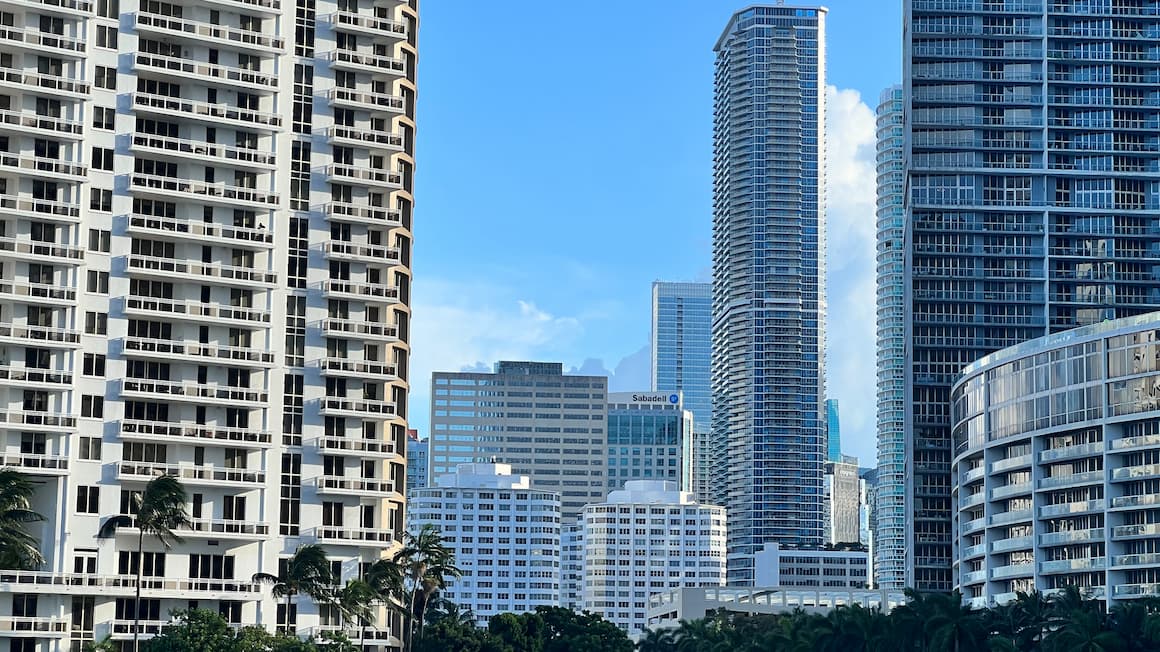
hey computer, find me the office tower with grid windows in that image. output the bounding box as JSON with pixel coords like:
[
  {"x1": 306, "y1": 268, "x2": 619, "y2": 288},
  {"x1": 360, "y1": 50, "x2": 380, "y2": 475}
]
[
  {"x1": 712, "y1": 4, "x2": 827, "y2": 583},
  {"x1": 605, "y1": 391, "x2": 693, "y2": 493},
  {"x1": 905, "y1": 0, "x2": 1160, "y2": 591},
  {"x1": 0, "y1": 0, "x2": 417, "y2": 646},
  {"x1": 874, "y1": 84, "x2": 906, "y2": 589},
  {"x1": 429, "y1": 361, "x2": 608, "y2": 520}
]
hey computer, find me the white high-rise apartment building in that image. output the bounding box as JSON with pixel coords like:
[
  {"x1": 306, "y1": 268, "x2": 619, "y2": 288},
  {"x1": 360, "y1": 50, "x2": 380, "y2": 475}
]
[
  {"x1": 581, "y1": 481, "x2": 725, "y2": 637},
  {"x1": 0, "y1": 0, "x2": 417, "y2": 648},
  {"x1": 408, "y1": 463, "x2": 562, "y2": 626}
]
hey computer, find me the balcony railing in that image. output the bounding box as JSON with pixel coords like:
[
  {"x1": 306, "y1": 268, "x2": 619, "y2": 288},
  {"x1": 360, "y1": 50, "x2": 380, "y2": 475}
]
[
  {"x1": 326, "y1": 11, "x2": 407, "y2": 38},
  {"x1": 0, "y1": 153, "x2": 86, "y2": 181},
  {"x1": 325, "y1": 88, "x2": 406, "y2": 113},
  {"x1": 325, "y1": 126, "x2": 403, "y2": 150},
  {"x1": 134, "y1": 11, "x2": 285, "y2": 51},
  {"x1": 321, "y1": 280, "x2": 400, "y2": 302},
  {"x1": 0, "y1": 25, "x2": 85, "y2": 54},
  {"x1": 3, "y1": 0, "x2": 92, "y2": 15},
  {"x1": 200, "y1": 0, "x2": 281, "y2": 14},
  {"x1": 0, "y1": 67, "x2": 90, "y2": 96},
  {"x1": 315, "y1": 476, "x2": 396, "y2": 497},
  {"x1": 117, "y1": 461, "x2": 266, "y2": 486},
  {"x1": 119, "y1": 378, "x2": 269, "y2": 406},
  {"x1": 0, "y1": 236, "x2": 85, "y2": 263},
  {"x1": 121, "y1": 419, "x2": 273, "y2": 447},
  {"x1": 133, "y1": 53, "x2": 278, "y2": 90},
  {"x1": 0, "y1": 108, "x2": 84, "y2": 138},
  {"x1": 319, "y1": 396, "x2": 398, "y2": 418},
  {"x1": 319, "y1": 436, "x2": 398, "y2": 457},
  {"x1": 125, "y1": 254, "x2": 277, "y2": 287},
  {"x1": 0, "y1": 364, "x2": 71, "y2": 387},
  {"x1": 0, "y1": 323, "x2": 81, "y2": 347},
  {"x1": 0, "y1": 453, "x2": 68, "y2": 474},
  {"x1": 317, "y1": 358, "x2": 398, "y2": 379},
  {"x1": 122, "y1": 336, "x2": 276, "y2": 366},
  {"x1": 325, "y1": 164, "x2": 403, "y2": 188},
  {"x1": 0, "y1": 571, "x2": 261, "y2": 598},
  {"x1": 321, "y1": 241, "x2": 401, "y2": 264},
  {"x1": 0, "y1": 194, "x2": 79, "y2": 222},
  {"x1": 123, "y1": 297, "x2": 271, "y2": 326},
  {"x1": 127, "y1": 215, "x2": 275, "y2": 248},
  {"x1": 0, "y1": 281, "x2": 74, "y2": 305},
  {"x1": 323, "y1": 49, "x2": 406, "y2": 76},
  {"x1": 321, "y1": 201, "x2": 402, "y2": 227},
  {"x1": 321, "y1": 318, "x2": 398, "y2": 341},
  {"x1": 129, "y1": 173, "x2": 281, "y2": 208},
  {"x1": 0, "y1": 617, "x2": 68, "y2": 636},
  {"x1": 310, "y1": 526, "x2": 397, "y2": 546},
  {"x1": 131, "y1": 133, "x2": 277, "y2": 169},
  {"x1": 132, "y1": 92, "x2": 283, "y2": 130}
]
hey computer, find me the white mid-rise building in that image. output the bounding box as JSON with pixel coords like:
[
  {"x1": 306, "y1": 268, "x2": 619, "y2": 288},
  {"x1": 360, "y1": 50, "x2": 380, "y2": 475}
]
[
  {"x1": 408, "y1": 463, "x2": 562, "y2": 626},
  {"x1": 0, "y1": 0, "x2": 418, "y2": 647},
  {"x1": 824, "y1": 455, "x2": 862, "y2": 545},
  {"x1": 581, "y1": 481, "x2": 725, "y2": 637},
  {"x1": 754, "y1": 542, "x2": 870, "y2": 590}
]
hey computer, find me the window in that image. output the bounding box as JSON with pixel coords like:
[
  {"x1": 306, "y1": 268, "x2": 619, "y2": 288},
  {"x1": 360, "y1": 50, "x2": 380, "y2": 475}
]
[
  {"x1": 84, "y1": 312, "x2": 107, "y2": 335},
  {"x1": 78, "y1": 437, "x2": 101, "y2": 461},
  {"x1": 81, "y1": 395, "x2": 103, "y2": 418},
  {"x1": 96, "y1": 24, "x2": 117, "y2": 48},
  {"x1": 76, "y1": 486, "x2": 99, "y2": 513},
  {"x1": 86, "y1": 271, "x2": 108, "y2": 293},
  {"x1": 92, "y1": 106, "x2": 114, "y2": 130},
  {"x1": 83, "y1": 354, "x2": 106, "y2": 377},
  {"x1": 89, "y1": 188, "x2": 112, "y2": 212},
  {"x1": 95, "y1": 66, "x2": 116, "y2": 90},
  {"x1": 96, "y1": 0, "x2": 118, "y2": 18},
  {"x1": 119, "y1": 551, "x2": 166, "y2": 576},
  {"x1": 91, "y1": 147, "x2": 113, "y2": 171},
  {"x1": 88, "y1": 229, "x2": 111, "y2": 252}
]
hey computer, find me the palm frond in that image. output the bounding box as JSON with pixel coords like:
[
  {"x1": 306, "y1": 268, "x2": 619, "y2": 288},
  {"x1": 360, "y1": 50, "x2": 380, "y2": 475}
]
[{"x1": 96, "y1": 514, "x2": 135, "y2": 539}]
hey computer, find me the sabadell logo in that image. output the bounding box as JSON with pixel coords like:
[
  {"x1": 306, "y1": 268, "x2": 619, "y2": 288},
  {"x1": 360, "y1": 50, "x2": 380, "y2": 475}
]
[{"x1": 668, "y1": 394, "x2": 679, "y2": 404}]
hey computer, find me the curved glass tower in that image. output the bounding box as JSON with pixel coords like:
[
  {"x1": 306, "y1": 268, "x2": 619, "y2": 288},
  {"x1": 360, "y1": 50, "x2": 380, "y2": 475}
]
[
  {"x1": 712, "y1": 4, "x2": 827, "y2": 584},
  {"x1": 875, "y1": 85, "x2": 907, "y2": 589}
]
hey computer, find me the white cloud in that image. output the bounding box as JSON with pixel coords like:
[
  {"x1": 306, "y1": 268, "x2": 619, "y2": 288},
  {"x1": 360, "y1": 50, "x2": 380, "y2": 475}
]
[{"x1": 824, "y1": 85, "x2": 879, "y2": 465}]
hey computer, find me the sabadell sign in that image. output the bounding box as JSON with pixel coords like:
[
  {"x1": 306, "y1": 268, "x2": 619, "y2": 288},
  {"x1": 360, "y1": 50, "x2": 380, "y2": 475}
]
[{"x1": 609, "y1": 392, "x2": 681, "y2": 406}]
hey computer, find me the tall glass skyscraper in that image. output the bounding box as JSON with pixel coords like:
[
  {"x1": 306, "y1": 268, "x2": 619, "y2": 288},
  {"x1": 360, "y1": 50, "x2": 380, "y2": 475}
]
[
  {"x1": 875, "y1": 85, "x2": 907, "y2": 589},
  {"x1": 651, "y1": 282, "x2": 712, "y2": 429},
  {"x1": 905, "y1": 0, "x2": 1160, "y2": 591},
  {"x1": 825, "y1": 398, "x2": 842, "y2": 462},
  {"x1": 712, "y1": 4, "x2": 827, "y2": 583}
]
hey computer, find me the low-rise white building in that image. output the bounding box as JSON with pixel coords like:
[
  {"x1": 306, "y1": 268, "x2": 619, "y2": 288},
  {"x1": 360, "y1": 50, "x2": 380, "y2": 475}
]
[
  {"x1": 755, "y1": 542, "x2": 870, "y2": 589},
  {"x1": 408, "y1": 463, "x2": 561, "y2": 625},
  {"x1": 646, "y1": 587, "x2": 907, "y2": 630},
  {"x1": 581, "y1": 480, "x2": 725, "y2": 636}
]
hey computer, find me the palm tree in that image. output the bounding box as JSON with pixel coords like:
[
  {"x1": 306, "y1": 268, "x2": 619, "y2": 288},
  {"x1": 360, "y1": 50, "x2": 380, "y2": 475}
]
[
  {"x1": 0, "y1": 468, "x2": 46, "y2": 570},
  {"x1": 337, "y1": 578, "x2": 378, "y2": 645},
  {"x1": 1049, "y1": 609, "x2": 1124, "y2": 652},
  {"x1": 637, "y1": 627, "x2": 675, "y2": 652},
  {"x1": 252, "y1": 543, "x2": 336, "y2": 634},
  {"x1": 96, "y1": 474, "x2": 192, "y2": 652},
  {"x1": 395, "y1": 524, "x2": 461, "y2": 650},
  {"x1": 925, "y1": 591, "x2": 986, "y2": 652}
]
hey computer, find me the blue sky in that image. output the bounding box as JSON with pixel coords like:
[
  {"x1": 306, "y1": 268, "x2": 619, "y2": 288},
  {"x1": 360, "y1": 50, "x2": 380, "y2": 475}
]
[{"x1": 410, "y1": 1, "x2": 903, "y2": 465}]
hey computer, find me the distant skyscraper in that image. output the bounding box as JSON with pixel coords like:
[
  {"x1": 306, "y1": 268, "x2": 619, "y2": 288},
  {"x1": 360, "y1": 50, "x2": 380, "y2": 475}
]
[
  {"x1": 825, "y1": 399, "x2": 842, "y2": 462},
  {"x1": 904, "y1": 1, "x2": 1160, "y2": 591},
  {"x1": 405, "y1": 429, "x2": 428, "y2": 496},
  {"x1": 409, "y1": 463, "x2": 561, "y2": 625},
  {"x1": 874, "y1": 85, "x2": 906, "y2": 590},
  {"x1": 824, "y1": 455, "x2": 861, "y2": 545},
  {"x1": 712, "y1": 4, "x2": 828, "y2": 583},
  {"x1": 429, "y1": 361, "x2": 608, "y2": 519},
  {"x1": 606, "y1": 392, "x2": 694, "y2": 492},
  {"x1": 651, "y1": 282, "x2": 712, "y2": 429}
]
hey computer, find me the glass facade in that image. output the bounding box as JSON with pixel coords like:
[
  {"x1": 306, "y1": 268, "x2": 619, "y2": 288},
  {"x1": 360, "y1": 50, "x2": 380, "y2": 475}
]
[
  {"x1": 952, "y1": 313, "x2": 1160, "y2": 606},
  {"x1": 713, "y1": 5, "x2": 827, "y2": 583},
  {"x1": 826, "y1": 399, "x2": 842, "y2": 462},
  {"x1": 651, "y1": 282, "x2": 712, "y2": 430},
  {"x1": 875, "y1": 85, "x2": 907, "y2": 589},
  {"x1": 606, "y1": 396, "x2": 694, "y2": 492},
  {"x1": 905, "y1": 0, "x2": 1160, "y2": 591}
]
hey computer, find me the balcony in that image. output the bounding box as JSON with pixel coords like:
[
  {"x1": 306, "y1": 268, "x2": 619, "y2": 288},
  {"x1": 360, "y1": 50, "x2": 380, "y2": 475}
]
[
  {"x1": 325, "y1": 126, "x2": 403, "y2": 151},
  {"x1": 0, "y1": 453, "x2": 68, "y2": 475},
  {"x1": 316, "y1": 358, "x2": 398, "y2": 380},
  {"x1": 1, "y1": 0, "x2": 91, "y2": 15},
  {"x1": 321, "y1": 201, "x2": 403, "y2": 227},
  {"x1": 122, "y1": 296, "x2": 271, "y2": 327},
  {"x1": 0, "y1": 153, "x2": 86, "y2": 182},
  {"x1": 1113, "y1": 464, "x2": 1160, "y2": 482},
  {"x1": 130, "y1": 133, "x2": 277, "y2": 170},
  {"x1": 991, "y1": 454, "x2": 1032, "y2": 472},
  {"x1": 1041, "y1": 558, "x2": 1105, "y2": 574},
  {"x1": 0, "y1": 25, "x2": 85, "y2": 56},
  {"x1": 183, "y1": 517, "x2": 270, "y2": 540},
  {"x1": 119, "y1": 378, "x2": 269, "y2": 407},
  {"x1": 315, "y1": 476, "x2": 397, "y2": 498},
  {"x1": 200, "y1": 0, "x2": 281, "y2": 15},
  {"x1": 1039, "y1": 470, "x2": 1104, "y2": 488},
  {"x1": 121, "y1": 336, "x2": 276, "y2": 367},
  {"x1": 110, "y1": 620, "x2": 169, "y2": 640},
  {"x1": 129, "y1": 173, "x2": 281, "y2": 209},
  {"x1": 1039, "y1": 499, "x2": 1105, "y2": 518},
  {"x1": 121, "y1": 419, "x2": 273, "y2": 448},
  {"x1": 990, "y1": 509, "x2": 1033, "y2": 525},
  {"x1": 309, "y1": 526, "x2": 397, "y2": 548},
  {"x1": 0, "y1": 281, "x2": 74, "y2": 306},
  {"x1": 1039, "y1": 529, "x2": 1103, "y2": 546},
  {"x1": 132, "y1": 92, "x2": 283, "y2": 131},
  {"x1": 0, "y1": 364, "x2": 71, "y2": 389},
  {"x1": 323, "y1": 50, "x2": 406, "y2": 77},
  {"x1": 1039, "y1": 441, "x2": 1104, "y2": 462},
  {"x1": 325, "y1": 164, "x2": 403, "y2": 189},
  {"x1": 1115, "y1": 583, "x2": 1160, "y2": 599},
  {"x1": 991, "y1": 535, "x2": 1033, "y2": 553},
  {"x1": 0, "y1": 323, "x2": 80, "y2": 348},
  {"x1": 325, "y1": 88, "x2": 406, "y2": 114},
  {"x1": 0, "y1": 68, "x2": 89, "y2": 98},
  {"x1": 1113, "y1": 552, "x2": 1160, "y2": 568},
  {"x1": 325, "y1": 11, "x2": 407, "y2": 40},
  {"x1": 1112, "y1": 493, "x2": 1160, "y2": 509},
  {"x1": 961, "y1": 465, "x2": 985, "y2": 483},
  {"x1": 1113, "y1": 523, "x2": 1160, "y2": 539},
  {"x1": 117, "y1": 462, "x2": 266, "y2": 488},
  {"x1": 960, "y1": 542, "x2": 987, "y2": 560},
  {"x1": 321, "y1": 280, "x2": 400, "y2": 303},
  {"x1": 992, "y1": 563, "x2": 1034, "y2": 579},
  {"x1": 0, "y1": 194, "x2": 79, "y2": 223},
  {"x1": 0, "y1": 617, "x2": 67, "y2": 637},
  {"x1": 0, "y1": 236, "x2": 84, "y2": 264},
  {"x1": 0, "y1": 108, "x2": 84, "y2": 139},
  {"x1": 133, "y1": 53, "x2": 278, "y2": 91},
  {"x1": 0, "y1": 410, "x2": 75, "y2": 433},
  {"x1": 320, "y1": 318, "x2": 399, "y2": 342},
  {"x1": 126, "y1": 215, "x2": 275, "y2": 249},
  {"x1": 133, "y1": 11, "x2": 285, "y2": 53},
  {"x1": 0, "y1": 572, "x2": 261, "y2": 599},
  {"x1": 321, "y1": 241, "x2": 401, "y2": 265},
  {"x1": 125, "y1": 254, "x2": 278, "y2": 288},
  {"x1": 991, "y1": 482, "x2": 1032, "y2": 499},
  {"x1": 318, "y1": 435, "x2": 399, "y2": 458}
]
